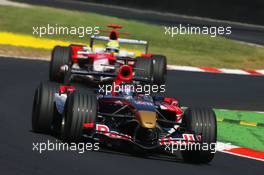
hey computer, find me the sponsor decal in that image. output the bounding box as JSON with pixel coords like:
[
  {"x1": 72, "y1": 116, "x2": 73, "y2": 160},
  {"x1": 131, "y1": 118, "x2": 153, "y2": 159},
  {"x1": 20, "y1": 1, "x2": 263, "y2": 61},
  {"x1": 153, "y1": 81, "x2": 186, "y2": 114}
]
[{"x1": 96, "y1": 124, "x2": 132, "y2": 141}]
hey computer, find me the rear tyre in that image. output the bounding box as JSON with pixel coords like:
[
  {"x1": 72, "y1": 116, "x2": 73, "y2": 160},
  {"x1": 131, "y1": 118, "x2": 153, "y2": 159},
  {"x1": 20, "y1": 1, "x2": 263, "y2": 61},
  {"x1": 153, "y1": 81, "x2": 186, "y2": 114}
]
[
  {"x1": 32, "y1": 81, "x2": 59, "y2": 134},
  {"x1": 49, "y1": 46, "x2": 71, "y2": 82},
  {"x1": 152, "y1": 55, "x2": 167, "y2": 85},
  {"x1": 61, "y1": 91, "x2": 97, "y2": 142},
  {"x1": 134, "y1": 57, "x2": 153, "y2": 83},
  {"x1": 181, "y1": 108, "x2": 217, "y2": 164}
]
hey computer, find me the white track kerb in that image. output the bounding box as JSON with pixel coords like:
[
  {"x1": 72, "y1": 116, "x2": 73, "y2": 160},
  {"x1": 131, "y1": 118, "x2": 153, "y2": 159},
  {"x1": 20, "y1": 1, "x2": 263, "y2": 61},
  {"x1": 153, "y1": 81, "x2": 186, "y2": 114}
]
[
  {"x1": 216, "y1": 142, "x2": 264, "y2": 162},
  {"x1": 167, "y1": 65, "x2": 264, "y2": 76}
]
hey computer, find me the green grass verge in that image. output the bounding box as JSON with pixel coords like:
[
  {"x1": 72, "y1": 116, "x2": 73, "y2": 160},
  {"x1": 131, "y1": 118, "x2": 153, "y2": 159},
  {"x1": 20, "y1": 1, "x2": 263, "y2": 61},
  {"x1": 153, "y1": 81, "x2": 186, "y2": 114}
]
[
  {"x1": 0, "y1": 5, "x2": 264, "y2": 69},
  {"x1": 215, "y1": 109, "x2": 264, "y2": 123},
  {"x1": 215, "y1": 109, "x2": 264, "y2": 151},
  {"x1": 218, "y1": 123, "x2": 264, "y2": 152}
]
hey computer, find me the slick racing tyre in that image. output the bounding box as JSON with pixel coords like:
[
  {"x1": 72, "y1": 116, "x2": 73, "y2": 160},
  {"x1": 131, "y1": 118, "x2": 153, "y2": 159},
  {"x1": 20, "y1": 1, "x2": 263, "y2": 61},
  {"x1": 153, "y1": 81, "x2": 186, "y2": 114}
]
[
  {"x1": 49, "y1": 46, "x2": 71, "y2": 82},
  {"x1": 32, "y1": 81, "x2": 59, "y2": 134},
  {"x1": 135, "y1": 57, "x2": 153, "y2": 83},
  {"x1": 151, "y1": 55, "x2": 167, "y2": 85},
  {"x1": 61, "y1": 91, "x2": 97, "y2": 142},
  {"x1": 181, "y1": 108, "x2": 217, "y2": 163}
]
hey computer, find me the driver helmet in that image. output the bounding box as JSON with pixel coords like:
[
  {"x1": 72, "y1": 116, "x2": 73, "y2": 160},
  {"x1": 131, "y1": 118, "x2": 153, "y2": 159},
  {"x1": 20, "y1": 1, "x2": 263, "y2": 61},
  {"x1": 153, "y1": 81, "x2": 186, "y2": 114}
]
[{"x1": 106, "y1": 40, "x2": 120, "y2": 53}]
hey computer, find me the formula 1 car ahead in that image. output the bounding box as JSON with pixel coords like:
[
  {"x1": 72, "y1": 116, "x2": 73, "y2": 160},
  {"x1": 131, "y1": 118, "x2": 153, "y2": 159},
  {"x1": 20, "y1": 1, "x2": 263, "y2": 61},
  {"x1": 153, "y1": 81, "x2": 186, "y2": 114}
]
[
  {"x1": 33, "y1": 64, "x2": 217, "y2": 164},
  {"x1": 49, "y1": 24, "x2": 167, "y2": 85}
]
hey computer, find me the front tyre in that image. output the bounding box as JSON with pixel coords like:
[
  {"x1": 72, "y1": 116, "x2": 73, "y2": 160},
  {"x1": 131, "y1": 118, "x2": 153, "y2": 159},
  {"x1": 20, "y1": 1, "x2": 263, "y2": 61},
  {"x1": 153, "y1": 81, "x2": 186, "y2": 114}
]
[
  {"x1": 32, "y1": 81, "x2": 59, "y2": 134},
  {"x1": 49, "y1": 46, "x2": 71, "y2": 82},
  {"x1": 61, "y1": 92, "x2": 97, "y2": 142},
  {"x1": 181, "y1": 108, "x2": 217, "y2": 163}
]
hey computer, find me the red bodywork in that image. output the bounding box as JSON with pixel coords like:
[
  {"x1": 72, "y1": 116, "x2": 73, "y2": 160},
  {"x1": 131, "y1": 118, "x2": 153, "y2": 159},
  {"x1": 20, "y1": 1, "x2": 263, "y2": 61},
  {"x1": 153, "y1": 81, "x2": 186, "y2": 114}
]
[
  {"x1": 59, "y1": 85, "x2": 75, "y2": 94},
  {"x1": 112, "y1": 65, "x2": 133, "y2": 96},
  {"x1": 162, "y1": 97, "x2": 183, "y2": 121},
  {"x1": 71, "y1": 44, "x2": 116, "y2": 62},
  {"x1": 100, "y1": 24, "x2": 129, "y2": 40},
  {"x1": 69, "y1": 24, "x2": 152, "y2": 65},
  {"x1": 83, "y1": 122, "x2": 94, "y2": 129},
  {"x1": 70, "y1": 45, "x2": 84, "y2": 63}
]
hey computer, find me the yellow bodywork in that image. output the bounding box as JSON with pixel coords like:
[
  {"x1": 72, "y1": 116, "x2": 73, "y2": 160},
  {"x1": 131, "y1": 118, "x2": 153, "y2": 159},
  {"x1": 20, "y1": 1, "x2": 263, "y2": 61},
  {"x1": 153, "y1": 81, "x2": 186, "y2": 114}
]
[{"x1": 137, "y1": 110, "x2": 157, "y2": 128}]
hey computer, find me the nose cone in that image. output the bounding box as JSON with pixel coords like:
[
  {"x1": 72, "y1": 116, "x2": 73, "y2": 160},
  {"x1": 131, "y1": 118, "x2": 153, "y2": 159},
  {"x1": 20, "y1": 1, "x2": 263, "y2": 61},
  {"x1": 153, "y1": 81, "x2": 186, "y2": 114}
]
[{"x1": 137, "y1": 110, "x2": 157, "y2": 128}]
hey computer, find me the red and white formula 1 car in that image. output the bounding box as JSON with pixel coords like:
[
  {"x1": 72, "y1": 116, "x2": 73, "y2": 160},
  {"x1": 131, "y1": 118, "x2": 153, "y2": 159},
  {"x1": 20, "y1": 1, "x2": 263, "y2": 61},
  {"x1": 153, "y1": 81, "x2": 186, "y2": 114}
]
[{"x1": 49, "y1": 24, "x2": 167, "y2": 85}]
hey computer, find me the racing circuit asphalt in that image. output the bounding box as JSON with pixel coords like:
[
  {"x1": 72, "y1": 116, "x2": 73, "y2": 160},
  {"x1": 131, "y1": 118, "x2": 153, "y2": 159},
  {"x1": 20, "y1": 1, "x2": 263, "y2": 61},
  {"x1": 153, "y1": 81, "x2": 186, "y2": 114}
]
[{"x1": 0, "y1": 56, "x2": 263, "y2": 175}]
